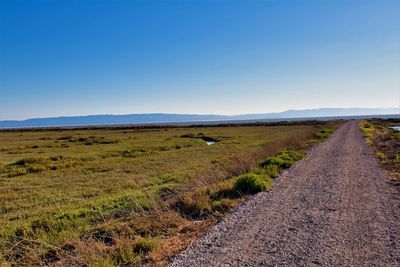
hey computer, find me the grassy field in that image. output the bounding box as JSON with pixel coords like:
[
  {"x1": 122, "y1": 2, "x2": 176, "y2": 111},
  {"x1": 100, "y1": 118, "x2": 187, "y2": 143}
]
[{"x1": 0, "y1": 122, "x2": 338, "y2": 265}]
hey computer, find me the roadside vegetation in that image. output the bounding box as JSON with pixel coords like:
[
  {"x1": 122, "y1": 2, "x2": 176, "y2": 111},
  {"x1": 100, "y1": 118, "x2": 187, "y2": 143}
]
[
  {"x1": 360, "y1": 119, "x2": 400, "y2": 181},
  {"x1": 0, "y1": 121, "x2": 340, "y2": 265}
]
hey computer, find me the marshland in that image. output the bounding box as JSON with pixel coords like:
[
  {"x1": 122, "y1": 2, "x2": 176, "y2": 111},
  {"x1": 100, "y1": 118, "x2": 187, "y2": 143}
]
[{"x1": 0, "y1": 121, "x2": 337, "y2": 265}]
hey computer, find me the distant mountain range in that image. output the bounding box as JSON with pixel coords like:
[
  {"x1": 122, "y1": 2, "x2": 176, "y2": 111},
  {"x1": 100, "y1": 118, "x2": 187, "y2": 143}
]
[{"x1": 0, "y1": 108, "x2": 398, "y2": 128}]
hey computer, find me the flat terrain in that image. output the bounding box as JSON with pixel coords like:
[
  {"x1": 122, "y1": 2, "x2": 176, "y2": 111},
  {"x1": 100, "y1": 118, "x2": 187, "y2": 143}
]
[
  {"x1": 171, "y1": 121, "x2": 400, "y2": 266},
  {"x1": 0, "y1": 123, "x2": 327, "y2": 265}
]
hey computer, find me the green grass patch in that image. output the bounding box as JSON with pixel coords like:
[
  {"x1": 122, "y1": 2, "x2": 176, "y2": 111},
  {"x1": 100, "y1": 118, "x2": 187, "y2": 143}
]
[
  {"x1": 360, "y1": 122, "x2": 374, "y2": 139},
  {"x1": 233, "y1": 173, "x2": 272, "y2": 194},
  {"x1": 314, "y1": 127, "x2": 334, "y2": 139},
  {"x1": 260, "y1": 150, "x2": 303, "y2": 170}
]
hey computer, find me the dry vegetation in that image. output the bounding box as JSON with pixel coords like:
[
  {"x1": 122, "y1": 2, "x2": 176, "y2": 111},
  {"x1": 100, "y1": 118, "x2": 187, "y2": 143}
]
[
  {"x1": 0, "y1": 121, "x2": 340, "y2": 266},
  {"x1": 360, "y1": 119, "x2": 400, "y2": 181}
]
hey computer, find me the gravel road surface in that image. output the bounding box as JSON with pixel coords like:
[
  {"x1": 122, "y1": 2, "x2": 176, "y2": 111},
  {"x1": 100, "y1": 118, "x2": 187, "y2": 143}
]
[{"x1": 169, "y1": 121, "x2": 400, "y2": 266}]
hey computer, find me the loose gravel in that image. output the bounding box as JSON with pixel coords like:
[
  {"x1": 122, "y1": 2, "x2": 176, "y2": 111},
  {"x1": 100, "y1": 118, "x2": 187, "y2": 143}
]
[{"x1": 169, "y1": 121, "x2": 400, "y2": 266}]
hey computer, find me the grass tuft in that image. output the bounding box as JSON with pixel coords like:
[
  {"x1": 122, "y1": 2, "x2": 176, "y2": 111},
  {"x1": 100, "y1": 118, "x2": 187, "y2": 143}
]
[
  {"x1": 260, "y1": 150, "x2": 303, "y2": 170},
  {"x1": 233, "y1": 173, "x2": 272, "y2": 194}
]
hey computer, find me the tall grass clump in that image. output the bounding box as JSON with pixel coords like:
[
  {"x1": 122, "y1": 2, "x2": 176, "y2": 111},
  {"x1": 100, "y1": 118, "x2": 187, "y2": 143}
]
[
  {"x1": 233, "y1": 173, "x2": 272, "y2": 194},
  {"x1": 260, "y1": 150, "x2": 303, "y2": 170},
  {"x1": 263, "y1": 164, "x2": 280, "y2": 178},
  {"x1": 258, "y1": 150, "x2": 304, "y2": 181}
]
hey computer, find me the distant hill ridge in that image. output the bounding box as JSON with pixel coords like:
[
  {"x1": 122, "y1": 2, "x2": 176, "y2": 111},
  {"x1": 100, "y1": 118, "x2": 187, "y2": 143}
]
[{"x1": 0, "y1": 108, "x2": 398, "y2": 128}]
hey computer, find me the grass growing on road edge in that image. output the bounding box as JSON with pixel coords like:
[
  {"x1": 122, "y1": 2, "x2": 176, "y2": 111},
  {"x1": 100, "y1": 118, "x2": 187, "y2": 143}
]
[
  {"x1": 314, "y1": 127, "x2": 335, "y2": 139},
  {"x1": 260, "y1": 150, "x2": 303, "y2": 170},
  {"x1": 173, "y1": 149, "x2": 306, "y2": 220},
  {"x1": 359, "y1": 121, "x2": 377, "y2": 144},
  {"x1": 360, "y1": 119, "x2": 400, "y2": 181},
  {"x1": 233, "y1": 173, "x2": 272, "y2": 194}
]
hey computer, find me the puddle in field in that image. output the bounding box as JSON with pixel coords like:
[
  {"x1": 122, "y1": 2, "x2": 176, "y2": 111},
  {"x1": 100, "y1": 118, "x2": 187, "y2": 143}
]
[
  {"x1": 180, "y1": 133, "x2": 217, "y2": 145},
  {"x1": 389, "y1": 126, "x2": 400, "y2": 131}
]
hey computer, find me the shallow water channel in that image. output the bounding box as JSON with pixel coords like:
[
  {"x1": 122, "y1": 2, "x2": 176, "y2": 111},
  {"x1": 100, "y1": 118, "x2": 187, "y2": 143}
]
[{"x1": 389, "y1": 126, "x2": 400, "y2": 131}]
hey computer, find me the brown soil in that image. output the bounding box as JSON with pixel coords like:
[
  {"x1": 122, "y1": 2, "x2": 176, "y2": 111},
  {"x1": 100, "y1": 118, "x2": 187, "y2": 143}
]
[{"x1": 169, "y1": 121, "x2": 400, "y2": 266}]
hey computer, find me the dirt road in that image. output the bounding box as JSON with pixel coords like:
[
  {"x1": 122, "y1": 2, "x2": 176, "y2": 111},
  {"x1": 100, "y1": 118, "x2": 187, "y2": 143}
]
[{"x1": 170, "y1": 121, "x2": 400, "y2": 266}]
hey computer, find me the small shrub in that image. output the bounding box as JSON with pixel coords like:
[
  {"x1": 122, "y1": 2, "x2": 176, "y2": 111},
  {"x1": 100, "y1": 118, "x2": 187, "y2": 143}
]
[
  {"x1": 261, "y1": 156, "x2": 285, "y2": 168},
  {"x1": 261, "y1": 156, "x2": 293, "y2": 169},
  {"x1": 260, "y1": 150, "x2": 303, "y2": 170},
  {"x1": 233, "y1": 173, "x2": 272, "y2": 194},
  {"x1": 278, "y1": 150, "x2": 303, "y2": 161},
  {"x1": 264, "y1": 164, "x2": 280, "y2": 178}
]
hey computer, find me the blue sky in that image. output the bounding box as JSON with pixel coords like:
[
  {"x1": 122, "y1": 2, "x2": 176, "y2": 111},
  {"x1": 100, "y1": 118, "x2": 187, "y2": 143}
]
[{"x1": 0, "y1": 0, "x2": 399, "y2": 120}]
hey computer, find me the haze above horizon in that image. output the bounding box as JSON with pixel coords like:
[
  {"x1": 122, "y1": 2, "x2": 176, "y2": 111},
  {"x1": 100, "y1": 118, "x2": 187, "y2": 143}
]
[{"x1": 1, "y1": 0, "x2": 399, "y2": 120}]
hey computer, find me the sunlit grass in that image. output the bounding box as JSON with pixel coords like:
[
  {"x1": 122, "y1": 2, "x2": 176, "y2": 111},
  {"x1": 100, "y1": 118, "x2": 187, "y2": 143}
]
[{"x1": 0, "y1": 122, "x2": 338, "y2": 265}]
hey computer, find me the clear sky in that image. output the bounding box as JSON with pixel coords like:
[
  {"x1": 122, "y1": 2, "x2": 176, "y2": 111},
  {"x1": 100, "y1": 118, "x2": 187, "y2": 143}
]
[{"x1": 0, "y1": 0, "x2": 399, "y2": 120}]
